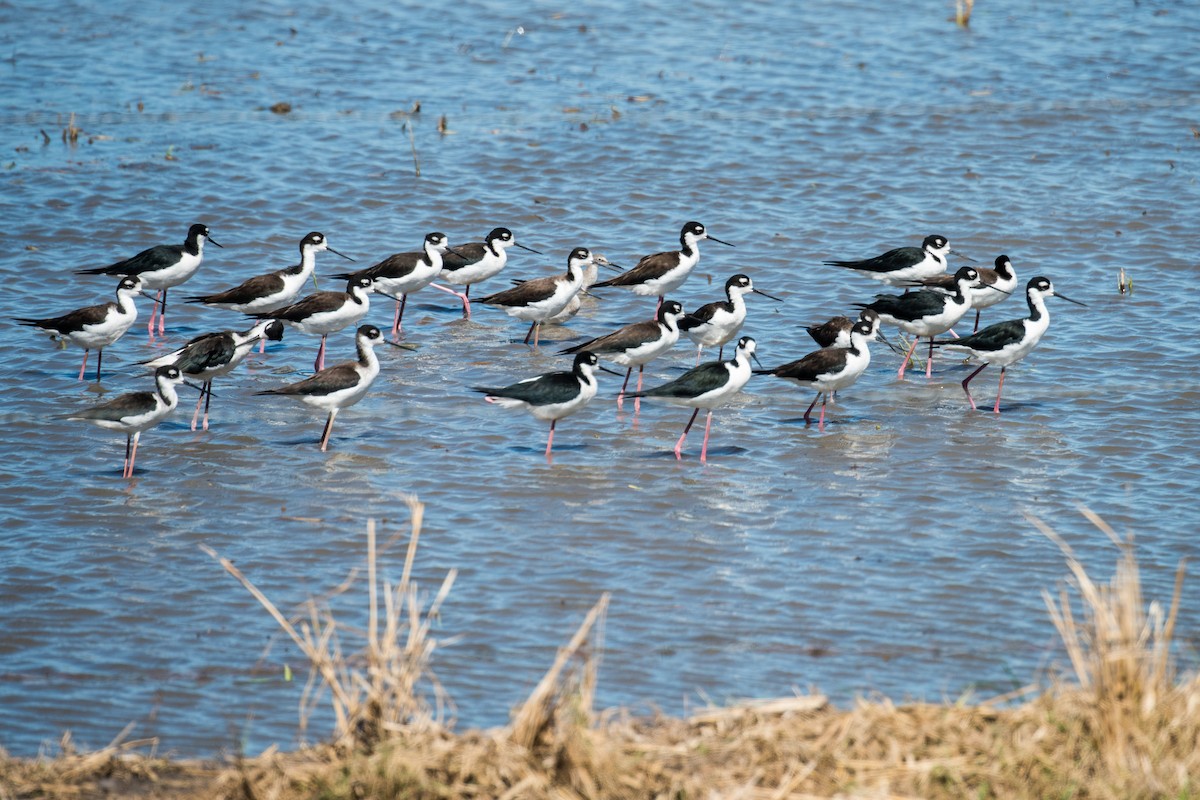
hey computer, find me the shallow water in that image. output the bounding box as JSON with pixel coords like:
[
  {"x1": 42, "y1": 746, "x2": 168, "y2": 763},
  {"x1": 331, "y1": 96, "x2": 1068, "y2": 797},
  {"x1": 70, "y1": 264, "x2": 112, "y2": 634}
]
[{"x1": 2, "y1": 0, "x2": 1199, "y2": 757}]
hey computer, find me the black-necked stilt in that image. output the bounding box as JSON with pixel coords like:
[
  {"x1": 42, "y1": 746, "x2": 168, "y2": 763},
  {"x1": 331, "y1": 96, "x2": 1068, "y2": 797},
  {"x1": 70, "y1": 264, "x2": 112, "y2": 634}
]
[
  {"x1": 255, "y1": 324, "x2": 404, "y2": 451},
  {"x1": 825, "y1": 234, "x2": 970, "y2": 288},
  {"x1": 142, "y1": 319, "x2": 284, "y2": 431},
  {"x1": 16, "y1": 276, "x2": 151, "y2": 382},
  {"x1": 593, "y1": 221, "x2": 734, "y2": 310},
  {"x1": 856, "y1": 266, "x2": 982, "y2": 379},
  {"x1": 755, "y1": 318, "x2": 877, "y2": 429},
  {"x1": 906, "y1": 254, "x2": 1018, "y2": 332},
  {"x1": 805, "y1": 308, "x2": 880, "y2": 349},
  {"x1": 253, "y1": 275, "x2": 375, "y2": 372},
  {"x1": 933, "y1": 276, "x2": 1085, "y2": 413},
  {"x1": 186, "y1": 231, "x2": 353, "y2": 315},
  {"x1": 538, "y1": 254, "x2": 621, "y2": 325},
  {"x1": 62, "y1": 365, "x2": 193, "y2": 478},
  {"x1": 629, "y1": 335, "x2": 760, "y2": 463},
  {"x1": 474, "y1": 351, "x2": 609, "y2": 461},
  {"x1": 428, "y1": 227, "x2": 542, "y2": 318},
  {"x1": 332, "y1": 232, "x2": 450, "y2": 338},
  {"x1": 77, "y1": 223, "x2": 221, "y2": 336},
  {"x1": 560, "y1": 299, "x2": 686, "y2": 411},
  {"x1": 679, "y1": 273, "x2": 781, "y2": 363},
  {"x1": 478, "y1": 247, "x2": 596, "y2": 346}
]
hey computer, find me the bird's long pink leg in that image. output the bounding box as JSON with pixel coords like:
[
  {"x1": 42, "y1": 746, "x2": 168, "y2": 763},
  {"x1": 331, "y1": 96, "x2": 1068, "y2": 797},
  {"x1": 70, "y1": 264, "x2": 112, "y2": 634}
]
[
  {"x1": 674, "y1": 409, "x2": 700, "y2": 460},
  {"x1": 962, "y1": 363, "x2": 988, "y2": 410},
  {"x1": 804, "y1": 392, "x2": 821, "y2": 425},
  {"x1": 993, "y1": 367, "x2": 1007, "y2": 414},
  {"x1": 655, "y1": 296, "x2": 664, "y2": 317},
  {"x1": 125, "y1": 432, "x2": 141, "y2": 478},
  {"x1": 898, "y1": 336, "x2": 920, "y2": 379},
  {"x1": 617, "y1": 368, "x2": 632, "y2": 409},
  {"x1": 544, "y1": 419, "x2": 556, "y2": 462},
  {"x1": 523, "y1": 322, "x2": 536, "y2": 345},
  {"x1": 190, "y1": 388, "x2": 205, "y2": 431},
  {"x1": 926, "y1": 338, "x2": 935, "y2": 378},
  {"x1": 78, "y1": 350, "x2": 90, "y2": 381},
  {"x1": 694, "y1": 345, "x2": 703, "y2": 366},
  {"x1": 315, "y1": 336, "x2": 327, "y2": 372},
  {"x1": 635, "y1": 365, "x2": 644, "y2": 413},
  {"x1": 428, "y1": 282, "x2": 471, "y2": 318},
  {"x1": 201, "y1": 381, "x2": 213, "y2": 431},
  {"x1": 699, "y1": 410, "x2": 714, "y2": 463},
  {"x1": 146, "y1": 291, "x2": 161, "y2": 335},
  {"x1": 158, "y1": 289, "x2": 168, "y2": 335},
  {"x1": 319, "y1": 410, "x2": 337, "y2": 451},
  {"x1": 818, "y1": 395, "x2": 827, "y2": 430},
  {"x1": 122, "y1": 435, "x2": 133, "y2": 478}
]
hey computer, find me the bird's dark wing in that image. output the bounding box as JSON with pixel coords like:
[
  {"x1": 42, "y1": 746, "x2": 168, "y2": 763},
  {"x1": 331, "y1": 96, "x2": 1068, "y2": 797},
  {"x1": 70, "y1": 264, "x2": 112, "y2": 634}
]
[
  {"x1": 632, "y1": 361, "x2": 730, "y2": 399},
  {"x1": 258, "y1": 364, "x2": 362, "y2": 397},
  {"x1": 678, "y1": 300, "x2": 729, "y2": 331},
  {"x1": 171, "y1": 334, "x2": 236, "y2": 373},
  {"x1": 16, "y1": 301, "x2": 117, "y2": 332},
  {"x1": 475, "y1": 370, "x2": 578, "y2": 405},
  {"x1": 936, "y1": 319, "x2": 1026, "y2": 352},
  {"x1": 79, "y1": 243, "x2": 183, "y2": 276},
  {"x1": 561, "y1": 319, "x2": 661, "y2": 355},
  {"x1": 265, "y1": 291, "x2": 345, "y2": 321},
  {"x1": 805, "y1": 316, "x2": 852, "y2": 347},
  {"x1": 857, "y1": 289, "x2": 945, "y2": 322},
  {"x1": 759, "y1": 348, "x2": 848, "y2": 383},
  {"x1": 824, "y1": 245, "x2": 920, "y2": 273},
  {"x1": 440, "y1": 242, "x2": 488, "y2": 272},
  {"x1": 66, "y1": 391, "x2": 158, "y2": 422},
  {"x1": 188, "y1": 271, "x2": 286, "y2": 305},
  {"x1": 593, "y1": 251, "x2": 672, "y2": 287},
  {"x1": 479, "y1": 275, "x2": 557, "y2": 305}
]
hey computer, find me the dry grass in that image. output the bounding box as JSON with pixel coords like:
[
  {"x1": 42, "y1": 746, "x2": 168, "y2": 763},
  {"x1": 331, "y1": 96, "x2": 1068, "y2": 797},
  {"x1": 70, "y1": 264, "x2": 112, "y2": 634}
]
[{"x1": 2, "y1": 504, "x2": 1196, "y2": 799}]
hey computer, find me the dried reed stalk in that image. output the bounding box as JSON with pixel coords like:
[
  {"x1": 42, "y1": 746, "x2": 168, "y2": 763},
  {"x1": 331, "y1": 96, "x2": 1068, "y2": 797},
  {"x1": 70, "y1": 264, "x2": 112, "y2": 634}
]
[{"x1": 201, "y1": 496, "x2": 455, "y2": 749}]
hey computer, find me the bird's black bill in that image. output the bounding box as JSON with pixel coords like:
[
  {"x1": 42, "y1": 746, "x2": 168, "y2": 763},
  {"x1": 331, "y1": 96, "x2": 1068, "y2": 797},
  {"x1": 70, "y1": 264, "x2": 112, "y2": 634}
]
[
  {"x1": 183, "y1": 380, "x2": 213, "y2": 395},
  {"x1": 208, "y1": 238, "x2": 224, "y2": 248},
  {"x1": 598, "y1": 365, "x2": 623, "y2": 376},
  {"x1": 750, "y1": 353, "x2": 764, "y2": 369},
  {"x1": 1055, "y1": 292, "x2": 1087, "y2": 306},
  {"x1": 386, "y1": 341, "x2": 420, "y2": 351},
  {"x1": 754, "y1": 288, "x2": 783, "y2": 302},
  {"x1": 515, "y1": 243, "x2": 543, "y2": 255},
  {"x1": 139, "y1": 291, "x2": 165, "y2": 306},
  {"x1": 446, "y1": 246, "x2": 470, "y2": 259},
  {"x1": 328, "y1": 246, "x2": 356, "y2": 262},
  {"x1": 949, "y1": 249, "x2": 976, "y2": 262},
  {"x1": 598, "y1": 259, "x2": 623, "y2": 272},
  {"x1": 707, "y1": 235, "x2": 735, "y2": 247}
]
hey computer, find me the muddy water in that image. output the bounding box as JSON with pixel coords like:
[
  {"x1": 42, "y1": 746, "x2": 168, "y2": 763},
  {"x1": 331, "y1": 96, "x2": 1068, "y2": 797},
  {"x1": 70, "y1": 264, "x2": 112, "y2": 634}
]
[{"x1": 2, "y1": 0, "x2": 1199, "y2": 756}]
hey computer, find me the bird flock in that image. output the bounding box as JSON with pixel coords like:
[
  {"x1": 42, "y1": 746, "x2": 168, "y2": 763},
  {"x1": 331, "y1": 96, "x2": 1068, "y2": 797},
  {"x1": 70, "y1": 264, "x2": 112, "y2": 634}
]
[{"x1": 15, "y1": 221, "x2": 1085, "y2": 475}]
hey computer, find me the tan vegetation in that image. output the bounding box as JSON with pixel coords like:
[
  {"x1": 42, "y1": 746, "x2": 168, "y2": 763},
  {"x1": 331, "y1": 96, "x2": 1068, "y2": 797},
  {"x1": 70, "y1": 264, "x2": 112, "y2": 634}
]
[{"x1": 2, "y1": 502, "x2": 1196, "y2": 799}]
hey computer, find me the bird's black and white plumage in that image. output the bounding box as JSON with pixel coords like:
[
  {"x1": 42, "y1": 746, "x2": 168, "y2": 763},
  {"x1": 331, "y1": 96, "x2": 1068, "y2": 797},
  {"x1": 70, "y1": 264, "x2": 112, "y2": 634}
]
[
  {"x1": 593, "y1": 221, "x2": 734, "y2": 307},
  {"x1": 478, "y1": 247, "x2": 596, "y2": 346},
  {"x1": 679, "y1": 273, "x2": 781, "y2": 362},
  {"x1": 16, "y1": 276, "x2": 147, "y2": 382},
  {"x1": 756, "y1": 319, "x2": 877, "y2": 428},
  {"x1": 805, "y1": 308, "x2": 880, "y2": 349},
  {"x1": 332, "y1": 232, "x2": 450, "y2": 338},
  {"x1": 629, "y1": 336, "x2": 760, "y2": 463},
  {"x1": 187, "y1": 231, "x2": 352, "y2": 314},
  {"x1": 474, "y1": 351, "x2": 605, "y2": 460},
  {"x1": 256, "y1": 324, "x2": 397, "y2": 451},
  {"x1": 142, "y1": 319, "x2": 284, "y2": 431},
  {"x1": 825, "y1": 234, "x2": 966, "y2": 287},
  {"x1": 856, "y1": 266, "x2": 981, "y2": 379},
  {"x1": 429, "y1": 227, "x2": 541, "y2": 318},
  {"x1": 63, "y1": 365, "x2": 190, "y2": 478},
  {"x1": 933, "y1": 276, "x2": 1085, "y2": 413},
  {"x1": 254, "y1": 275, "x2": 375, "y2": 371},
  {"x1": 561, "y1": 299, "x2": 686, "y2": 409},
  {"x1": 77, "y1": 223, "x2": 221, "y2": 336},
  {"x1": 905, "y1": 254, "x2": 1018, "y2": 332}
]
